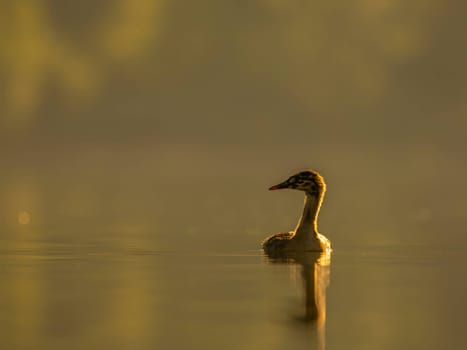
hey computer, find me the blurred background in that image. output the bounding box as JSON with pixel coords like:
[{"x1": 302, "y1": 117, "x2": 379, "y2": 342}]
[
  {"x1": 1, "y1": 0, "x2": 467, "y2": 247},
  {"x1": 1, "y1": 1, "x2": 467, "y2": 349}
]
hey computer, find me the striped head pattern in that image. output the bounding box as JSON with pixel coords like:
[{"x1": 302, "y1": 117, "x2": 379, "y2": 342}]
[{"x1": 269, "y1": 170, "x2": 326, "y2": 196}]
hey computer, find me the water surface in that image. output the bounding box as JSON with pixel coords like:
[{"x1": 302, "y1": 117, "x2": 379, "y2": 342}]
[{"x1": 1, "y1": 234, "x2": 465, "y2": 350}]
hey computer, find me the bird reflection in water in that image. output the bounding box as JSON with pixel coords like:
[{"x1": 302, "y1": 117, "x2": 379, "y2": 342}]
[{"x1": 264, "y1": 250, "x2": 331, "y2": 350}]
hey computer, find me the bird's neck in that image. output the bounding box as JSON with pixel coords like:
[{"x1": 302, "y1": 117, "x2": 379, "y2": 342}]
[{"x1": 294, "y1": 192, "x2": 324, "y2": 239}]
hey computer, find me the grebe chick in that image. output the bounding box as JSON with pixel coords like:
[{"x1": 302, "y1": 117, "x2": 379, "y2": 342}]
[{"x1": 262, "y1": 170, "x2": 331, "y2": 253}]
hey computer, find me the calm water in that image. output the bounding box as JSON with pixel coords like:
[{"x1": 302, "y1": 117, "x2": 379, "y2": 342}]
[
  {"x1": 1, "y1": 151, "x2": 467, "y2": 349},
  {"x1": 1, "y1": 202, "x2": 466, "y2": 349}
]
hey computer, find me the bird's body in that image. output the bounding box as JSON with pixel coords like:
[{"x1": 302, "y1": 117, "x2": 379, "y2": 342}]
[
  {"x1": 262, "y1": 230, "x2": 331, "y2": 253},
  {"x1": 262, "y1": 170, "x2": 331, "y2": 253}
]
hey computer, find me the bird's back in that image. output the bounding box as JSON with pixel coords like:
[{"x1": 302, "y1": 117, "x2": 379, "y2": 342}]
[{"x1": 262, "y1": 231, "x2": 294, "y2": 253}]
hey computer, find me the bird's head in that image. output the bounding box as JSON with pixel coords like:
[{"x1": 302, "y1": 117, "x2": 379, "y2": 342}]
[{"x1": 269, "y1": 170, "x2": 326, "y2": 196}]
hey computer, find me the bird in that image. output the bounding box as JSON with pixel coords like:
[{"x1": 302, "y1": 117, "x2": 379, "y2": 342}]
[{"x1": 262, "y1": 170, "x2": 331, "y2": 254}]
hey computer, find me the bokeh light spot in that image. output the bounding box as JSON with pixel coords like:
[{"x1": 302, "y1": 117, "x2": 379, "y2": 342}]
[{"x1": 18, "y1": 211, "x2": 31, "y2": 225}]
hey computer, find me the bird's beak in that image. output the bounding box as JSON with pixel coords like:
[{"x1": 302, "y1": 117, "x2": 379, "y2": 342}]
[{"x1": 269, "y1": 181, "x2": 289, "y2": 191}]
